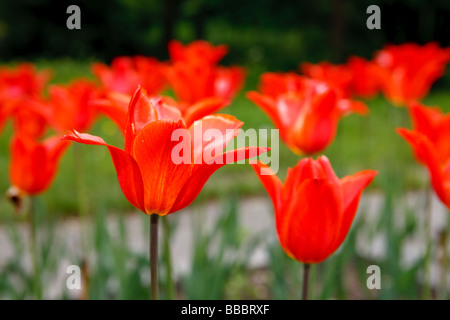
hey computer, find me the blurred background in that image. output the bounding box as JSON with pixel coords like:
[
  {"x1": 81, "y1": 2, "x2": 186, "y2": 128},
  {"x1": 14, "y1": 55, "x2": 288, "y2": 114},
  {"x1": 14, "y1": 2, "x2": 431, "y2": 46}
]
[
  {"x1": 0, "y1": 0, "x2": 450, "y2": 300},
  {"x1": 1, "y1": 0, "x2": 450, "y2": 67}
]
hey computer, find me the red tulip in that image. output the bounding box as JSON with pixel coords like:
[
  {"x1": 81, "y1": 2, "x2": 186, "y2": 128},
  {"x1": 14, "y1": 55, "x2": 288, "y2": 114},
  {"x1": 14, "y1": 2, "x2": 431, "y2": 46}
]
[
  {"x1": 164, "y1": 40, "x2": 245, "y2": 105},
  {"x1": 0, "y1": 63, "x2": 51, "y2": 101},
  {"x1": 397, "y1": 102, "x2": 450, "y2": 208},
  {"x1": 92, "y1": 56, "x2": 166, "y2": 96},
  {"x1": 247, "y1": 73, "x2": 368, "y2": 154},
  {"x1": 0, "y1": 63, "x2": 51, "y2": 133},
  {"x1": 63, "y1": 87, "x2": 268, "y2": 215},
  {"x1": 7, "y1": 97, "x2": 52, "y2": 139},
  {"x1": 346, "y1": 56, "x2": 380, "y2": 98},
  {"x1": 374, "y1": 42, "x2": 450, "y2": 106},
  {"x1": 9, "y1": 133, "x2": 69, "y2": 196},
  {"x1": 48, "y1": 79, "x2": 100, "y2": 132},
  {"x1": 300, "y1": 61, "x2": 353, "y2": 98},
  {"x1": 168, "y1": 40, "x2": 228, "y2": 66},
  {"x1": 251, "y1": 156, "x2": 377, "y2": 263}
]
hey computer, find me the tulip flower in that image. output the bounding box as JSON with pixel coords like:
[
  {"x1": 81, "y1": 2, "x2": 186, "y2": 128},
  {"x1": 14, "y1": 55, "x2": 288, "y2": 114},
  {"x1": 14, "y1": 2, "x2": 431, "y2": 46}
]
[
  {"x1": 9, "y1": 133, "x2": 70, "y2": 197},
  {"x1": 252, "y1": 156, "x2": 376, "y2": 299},
  {"x1": 0, "y1": 63, "x2": 51, "y2": 101},
  {"x1": 247, "y1": 73, "x2": 368, "y2": 154},
  {"x1": 92, "y1": 56, "x2": 166, "y2": 96},
  {"x1": 300, "y1": 61, "x2": 353, "y2": 98},
  {"x1": 63, "y1": 86, "x2": 268, "y2": 299},
  {"x1": 0, "y1": 63, "x2": 51, "y2": 133},
  {"x1": 164, "y1": 40, "x2": 245, "y2": 105},
  {"x1": 252, "y1": 156, "x2": 377, "y2": 263},
  {"x1": 48, "y1": 79, "x2": 100, "y2": 132},
  {"x1": 374, "y1": 42, "x2": 450, "y2": 106},
  {"x1": 168, "y1": 39, "x2": 228, "y2": 66},
  {"x1": 397, "y1": 102, "x2": 450, "y2": 208},
  {"x1": 7, "y1": 97, "x2": 52, "y2": 140},
  {"x1": 63, "y1": 86, "x2": 267, "y2": 215},
  {"x1": 346, "y1": 56, "x2": 380, "y2": 98}
]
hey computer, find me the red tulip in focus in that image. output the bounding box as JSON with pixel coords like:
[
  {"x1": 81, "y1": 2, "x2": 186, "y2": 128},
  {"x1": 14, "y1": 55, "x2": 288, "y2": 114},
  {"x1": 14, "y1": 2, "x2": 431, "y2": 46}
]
[
  {"x1": 48, "y1": 79, "x2": 100, "y2": 132},
  {"x1": 92, "y1": 56, "x2": 166, "y2": 96},
  {"x1": 252, "y1": 156, "x2": 377, "y2": 264},
  {"x1": 63, "y1": 87, "x2": 268, "y2": 216},
  {"x1": 164, "y1": 40, "x2": 245, "y2": 105},
  {"x1": 397, "y1": 102, "x2": 450, "y2": 208},
  {"x1": 247, "y1": 73, "x2": 368, "y2": 154},
  {"x1": 374, "y1": 42, "x2": 450, "y2": 106}
]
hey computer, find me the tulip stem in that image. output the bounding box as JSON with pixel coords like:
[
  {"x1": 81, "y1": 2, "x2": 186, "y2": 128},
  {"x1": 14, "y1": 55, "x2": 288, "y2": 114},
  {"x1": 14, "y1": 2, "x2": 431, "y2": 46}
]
[
  {"x1": 150, "y1": 214, "x2": 159, "y2": 300},
  {"x1": 28, "y1": 196, "x2": 42, "y2": 300},
  {"x1": 302, "y1": 263, "x2": 311, "y2": 300}
]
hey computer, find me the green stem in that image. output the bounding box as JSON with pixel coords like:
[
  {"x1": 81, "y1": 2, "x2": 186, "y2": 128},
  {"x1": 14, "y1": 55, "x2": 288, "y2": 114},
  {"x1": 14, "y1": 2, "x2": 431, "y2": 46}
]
[
  {"x1": 162, "y1": 217, "x2": 175, "y2": 299},
  {"x1": 28, "y1": 197, "x2": 42, "y2": 300},
  {"x1": 302, "y1": 263, "x2": 310, "y2": 300},
  {"x1": 150, "y1": 214, "x2": 159, "y2": 300}
]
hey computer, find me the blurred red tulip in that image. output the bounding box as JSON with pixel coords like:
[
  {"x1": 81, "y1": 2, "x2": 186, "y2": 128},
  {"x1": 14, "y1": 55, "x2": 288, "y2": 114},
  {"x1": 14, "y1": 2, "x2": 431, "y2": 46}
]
[
  {"x1": 164, "y1": 40, "x2": 245, "y2": 105},
  {"x1": 0, "y1": 63, "x2": 51, "y2": 133},
  {"x1": 347, "y1": 56, "x2": 380, "y2": 98},
  {"x1": 9, "y1": 133, "x2": 69, "y2": 196},
  {"x1": 168, "y1": 40, "x2": 228, "y2": 66},
  {"x1": 92, "y1": 56, "x2": 166, "y2": 96},
  {"x1": 95, "y1": 91, "x2": 229, "y2": 132},
  {"x1": 397, "y1": 102, "x2": 450, "y2": 208},
  {"x1": 63, "y1": 87, "x2": 268, "y2": 215},
  {"x1": 7, "y1": 97, "x2": 52, "y2": 139},
  {"x1": 0, "y1": 63, "x2": 51, "y2": 101},
  {"x1": 374, "y1": 42, "x2": 450, "y2": 106},
  {"x1": 247, "y1": 73, "x2": 368, "y2": 154},
  {"x1": 300, "y1": 61, "x2": 353, "y2": 98},
  {"x1": 48, "y1": 79, "x2": 100, "y2": 132},
  {"x1": 251, "y1": 156, "x2": 377, "y2": 264}
]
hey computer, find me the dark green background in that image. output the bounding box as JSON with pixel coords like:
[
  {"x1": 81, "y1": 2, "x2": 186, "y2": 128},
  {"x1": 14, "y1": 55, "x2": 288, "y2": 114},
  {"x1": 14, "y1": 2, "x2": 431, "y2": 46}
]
[{"x1": 0, "y1": 0, "x2": 449, "y2": 69}]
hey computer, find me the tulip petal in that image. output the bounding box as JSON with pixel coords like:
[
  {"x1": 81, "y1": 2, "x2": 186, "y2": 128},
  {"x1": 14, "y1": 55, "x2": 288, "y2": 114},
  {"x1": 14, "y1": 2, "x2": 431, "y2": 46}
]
[
  {"x1": 132, "y1": 120, "x2": 192, "y2": 215},
  {"x1": 397, "y1": 128, "x2": 448, "y2": 207},
  {"x1": 125, "y1": 87, "x2": 158, "y2": 153},
  {"x1": 62, "y1": 130, "x2": 145, "y2": 212},
  {"x1": 188, "y1": 114, "x2": 243, "y2": 164},
  {"x1": 150, "y1": 97, "x2": 183, "y2": 122},
  {"x1": 93, "y1": 92, "x2": 130, "y2": 132},
  {"x1": 280, "y1": 179, "x2": 343, "y2": 264},
  {"x1": 183, "y1": 97, "x2": 229, "y2": 127},
  {"x1": 250, "y1": 161, "x2": 283, "y2": 213},
  {"x1": 337, "y1": 99, "x2": 369, "y2": 116},
  {"x1": 246, "y1": 91, "x2": 284, "y2": 131},
  {"x1": 170, "y1": 147, "x2": 269, "y2": 213},
  {"x1": 338, "y1": 170, "x2": 377, "y2": 245}
]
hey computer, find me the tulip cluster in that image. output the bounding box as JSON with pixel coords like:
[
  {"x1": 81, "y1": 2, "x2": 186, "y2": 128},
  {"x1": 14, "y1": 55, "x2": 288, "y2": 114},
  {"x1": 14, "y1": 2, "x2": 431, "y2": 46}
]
[{"x1": 1, "y1": 39, "x2": 449, "y2": 300}]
